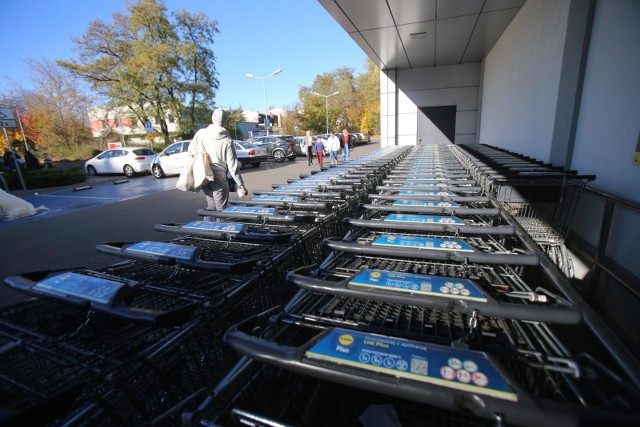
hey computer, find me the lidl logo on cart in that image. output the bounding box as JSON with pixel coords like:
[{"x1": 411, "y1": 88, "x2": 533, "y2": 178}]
[{"x1": 338, "y1": 334, "x2": 354, "y2": 346}]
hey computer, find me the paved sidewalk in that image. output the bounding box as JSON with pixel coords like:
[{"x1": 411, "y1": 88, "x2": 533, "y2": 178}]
[{"x1": 0, "y1": 141, "x2": 381, "y2": 308}]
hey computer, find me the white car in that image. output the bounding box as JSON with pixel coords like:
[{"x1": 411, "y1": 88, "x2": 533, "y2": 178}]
[
  {"x1": 85, "y1": 147, "x2": 156, "y2": 177},
  {"x1": 150, "y1": 140, "x2": 192, "y2": 178},
  {"x1": 150, "y1": 140, "x2": 267, "y2": 178}
]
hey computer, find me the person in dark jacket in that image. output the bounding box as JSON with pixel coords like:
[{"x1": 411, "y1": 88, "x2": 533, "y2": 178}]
[
  {"x1": 340, "y1": 129, "x2": 351, "y2": 161},
  {"x1": 23, "y1": 151, "x2": 42, "y2": 169},
  {"x1": 312, "y1": 137, "x2": 326, "y2": 169}
]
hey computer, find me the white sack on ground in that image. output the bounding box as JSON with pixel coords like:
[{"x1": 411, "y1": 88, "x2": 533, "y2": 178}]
[{"x1": 0, "y1": 189, "x2": 48, "y2": 220}]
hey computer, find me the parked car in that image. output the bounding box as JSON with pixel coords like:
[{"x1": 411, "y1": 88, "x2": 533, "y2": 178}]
[
  {"x1": 150, "y1": 139, "x2": 266, "y2": 178},
  {"x1": 357, "y1": 132, "x2": 371, "y2": 144},
  {"x1": 234, "y1": 140, "x2": 268, "y2": 168},
  {"x1": 293, "y1": 136, "x2": 306, "y2": 156},
  {"x1": 85, "y1": 147, "x2": 156, "y2": 177},
  {"x1": 246, "y1": 135, "x2": 297, "y2": 162},
  {"x1": 348, "y1": 133, "x2": 362, "y2": 147},
  {"x1": 150, "y1": 140, "x2": 191, "y2": 178}
]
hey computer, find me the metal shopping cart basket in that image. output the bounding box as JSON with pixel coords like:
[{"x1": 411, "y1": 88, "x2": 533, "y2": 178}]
[
  {"x1": 324, "y1": 228, "x2": 540, "y2": 267},
  {"x1": 285, "y1": 248, "x2": 581, "y2": 324},
  {"x1": 56, "y1": 311, "x2": 238, "y2": 426},
  {"x1": 95, "y1": 235, "x2": 289, "y2": 273},
  {"x1": 0, "y1": 317, "x2": 116, "y2": 426},
  {"x1": 165, "y1": 356, "x2": 493, "y2": 427},
  {"x1": 220, "y1": 302, "x2": 639, "y2": 426},
  {"x1": 4, "y1": 268, "x2": 201, "y2": 326}
]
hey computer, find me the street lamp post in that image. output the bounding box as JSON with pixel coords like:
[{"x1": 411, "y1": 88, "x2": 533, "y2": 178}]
[
  {"x1": 313, "y1": 91, "x2": 339, "y2": 134},
  {"x1": 245, "y1": 68, "x2": 282, "y2": 136}
]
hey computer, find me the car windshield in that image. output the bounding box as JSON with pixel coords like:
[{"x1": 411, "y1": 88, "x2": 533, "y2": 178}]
[{"x1": 236, "y1": 140, "x2": 257, "y2": 149}]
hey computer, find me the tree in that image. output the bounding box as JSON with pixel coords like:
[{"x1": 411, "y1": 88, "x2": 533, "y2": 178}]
[
  {"x1": 1, "y1": 59, "x2": 93, "y2": 152},
  {"x1": 356, "y1": 57, "x2": 380, "y2": 135},
  {"x1": 223, "y1": 107, "x2": 246, "y2": 140},
  {"x1": 174, "y1": 9, "x2": 220, "y2": 137},
  {"x1": 297, "y1": 88, "x2": 326, "y2": 134},
  {"x1": 297, "y1": 58, "x2": 380, "y2": 136},
  {"x1": 59, "y1": 0, "x2": 219, "y2": 144},
  {"x1": 279, "y1": 109, "x2": 302, "y2": 136}
]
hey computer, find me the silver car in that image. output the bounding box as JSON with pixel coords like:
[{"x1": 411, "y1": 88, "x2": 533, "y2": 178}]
[{"x1": 234, "y1": 140, "x2": 268, "y2": 168}]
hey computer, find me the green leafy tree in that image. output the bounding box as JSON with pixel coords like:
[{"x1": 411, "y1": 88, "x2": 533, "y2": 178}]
[
  {"x1": 59, "y1": 0, "x2": 219, "y2": 144},
  {"x1": 223, "y1": 107, "x2": 246, "y2": 140},
  {"x1": 297, "y1": 88, "x2": 326, "y2": 134},
  {"x1": 174, "y1": 9, "x2": 220, "y2": 137},
  {"x1": 298, "y1": 59, "x2": 380, "y2": 137},
  {"x1": 279, "y1": 109, "x2": 302, "y2": 136}
]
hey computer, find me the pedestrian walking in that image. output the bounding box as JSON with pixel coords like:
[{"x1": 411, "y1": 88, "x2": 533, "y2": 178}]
[
  {"x1": 190, "y1": 108, "x2": 248, "y2": 221},
  {"x1": 303, "y1": 130, "x2": 314, "y2": 165},
  {"x1": 340, "y1": 129, "x2": 351, "y2": 161},
  {"x1": 326, "y1": 131, "x2": 340, "y2": 166},
  {"x1": 312, "y1": 137, "x2": 326, "y2": 169}
]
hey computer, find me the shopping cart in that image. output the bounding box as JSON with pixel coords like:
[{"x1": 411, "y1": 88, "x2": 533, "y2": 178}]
[
  {"x1": 197, "y1": 205, "x2": 321, "y2": 223},
  {"x1": 170, "y1": 357, "x2": 493, "y2": 426},
  {"x1": 154, "y1": 219, "x2": 300, "y2": 244},
  {"x1": 452, "y1": 144, "x2": 595, "y2": 278},
  {"x1": 57, "y1": 312, "x2": 239, "y2": 426},
  {"x1": 3, "y1": 268, "x2": 200, "y2": 326},
  {"x1": 285, "y1": 250, "x2": 581, "y2": 324},
  {"x1": 95, "y1": 236, "x2": 283, "y2": 273},
  {"x1": 352, "y1": 208, "x2": 512, "y2": 236},
  {"x1": 0, "y1": 320, "x2": 114, "y2": 426},
  {"x1": 324, "y1": 229, "x2": 540, "y2": 266},
  {"x1": 221, "y1": 304, "x2": 639, "y2": 426}
]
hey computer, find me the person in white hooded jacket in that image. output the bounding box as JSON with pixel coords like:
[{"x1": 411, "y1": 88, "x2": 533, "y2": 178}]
[{"x1": 190, "y1": 108, "x2": 248, "y2": 220}]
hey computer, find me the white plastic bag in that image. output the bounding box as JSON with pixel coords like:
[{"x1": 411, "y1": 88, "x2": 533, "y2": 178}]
[{"x1": 176, "y1": 140, "x2": 212, "y2": 192}]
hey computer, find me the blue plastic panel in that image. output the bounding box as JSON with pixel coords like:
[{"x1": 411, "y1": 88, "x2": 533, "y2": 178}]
[
  {"x1": 34, "y1": 272, "x2": 128, "y2": 304},
  {"x1": 273, "y1": 186, "x2": 318, "y2": 193},
  {"x1": 392, "y1": 200, "x2": 459, "y2": 207},
  {"x1": 251, "y1": 195, "x2": 301, "y2": 202},
  {"x1": 306, "y1": 328, "x2": 517, "y2": 401},
  {"x1": 349, "y1": 269, "x2": 487, "y2": 302},
  {"x1": 223, "y1": 206, "x2": 277, "y2": 215},
  {"x1": 182, "y1": 221, "x2": 246, "y2": 233},
  {"x1": 124, "y1": 241, "x2": 197, "y2": 260},
  {"x1": 384, "y1": 214, "x2": 465, "y2": 225},
  {"x1": 372, "y1": 235, "x2": 474, "y2": 252}
]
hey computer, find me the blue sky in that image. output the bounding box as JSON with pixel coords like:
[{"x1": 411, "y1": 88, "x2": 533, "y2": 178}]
[{"x1": 0, "y1": 0, "x2": 368, "y2": 111}]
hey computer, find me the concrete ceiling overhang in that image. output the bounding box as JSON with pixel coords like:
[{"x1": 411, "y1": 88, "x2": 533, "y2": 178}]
[{"x1": 318, "y1": 0, "x2": 525, "y2": 70}]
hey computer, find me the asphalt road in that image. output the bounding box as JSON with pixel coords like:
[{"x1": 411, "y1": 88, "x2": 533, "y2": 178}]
[{"x1": 0, "y1": 141, "x2": 380, "y2": 308}]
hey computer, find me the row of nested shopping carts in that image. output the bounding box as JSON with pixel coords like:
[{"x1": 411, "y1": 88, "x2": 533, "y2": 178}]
[
  {"x1": 151, "y1": 144, "x2": 639, "y2": 427},
  {"x1": 3, "y1": 142, "x2": 639, "y2": 426},
  {"x1": 0, "y1": 146, "x2": 410, "y2": 426}
]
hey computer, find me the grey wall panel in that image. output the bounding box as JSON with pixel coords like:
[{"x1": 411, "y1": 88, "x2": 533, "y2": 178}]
[
  {"x1": 571, "y1": 0, "x2": 640, "y2": 204},
  {"x1": 479, "y1": 0, "x2": 570, "y2": 161},
  {"x1": 398, "y1": 63, "x2": 481, "y2": 91},
  {"x1": 405, "y1": 87, "x2": 479, "y2": 111},
  {"x1": 456, "y1": 110, "x2": 478, "y2": 135}
]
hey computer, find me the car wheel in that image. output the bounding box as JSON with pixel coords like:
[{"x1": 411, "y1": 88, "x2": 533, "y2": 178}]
[
  {"x1": 273, "y1": 149, "x2": 285, "y2": 162},
  {"x1": 123, "y1": 165, "x2": 136, "y2": 177},
  {"x1": 86, "y1": 165, "x2": 97, "y2": 176},
  {"x1": 152, "y1": 165, "x2": 165, "y2": 178},
  {"x1": 252, "y1": 162, "x2": 261, "y2": 168},
  {"x1": 238, "y1": 159, "x2": 245, "y2": 170}
]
